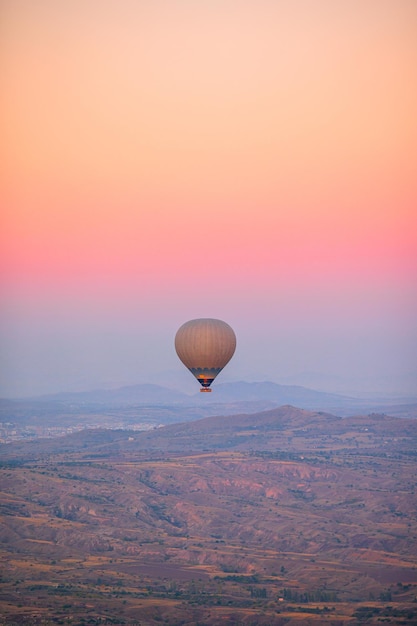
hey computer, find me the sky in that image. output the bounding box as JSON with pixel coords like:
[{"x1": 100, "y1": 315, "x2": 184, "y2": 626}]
[{"x1": 1, "y1": 0, "x2": 416, "y2": 397}]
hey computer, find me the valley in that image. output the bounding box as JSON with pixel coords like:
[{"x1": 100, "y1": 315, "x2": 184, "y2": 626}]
[{"x1": 1, "y1": 406, "x2": 417, "y2": 624}]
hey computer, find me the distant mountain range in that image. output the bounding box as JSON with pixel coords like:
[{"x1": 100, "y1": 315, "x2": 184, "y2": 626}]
[
  {"x1": 198, "y1": 380, "x2": 354, "y2": 406},
  {"x1": 1, "y1": 381, "x2": 416, "y2": 427},
  {"x1": 17, "y1": 380, "x2": 356, "y2": 408},
  {"x1": 28, "y1": 383, "x2": 189, "y2": 405}
]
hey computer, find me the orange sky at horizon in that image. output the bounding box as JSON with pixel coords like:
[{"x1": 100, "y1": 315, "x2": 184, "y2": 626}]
[{"x1": 1, "y1": 0, "x2": 416, "y2": 395}]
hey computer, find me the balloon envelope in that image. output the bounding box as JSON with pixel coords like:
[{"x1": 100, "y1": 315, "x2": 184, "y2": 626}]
[{"x1": 175, "y1": 318, "x2": 236, "y2": 391}]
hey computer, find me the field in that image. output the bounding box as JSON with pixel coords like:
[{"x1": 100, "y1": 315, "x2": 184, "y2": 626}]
[{"x1": 1, "y1": 406, "x2": 417, "y2": 624}]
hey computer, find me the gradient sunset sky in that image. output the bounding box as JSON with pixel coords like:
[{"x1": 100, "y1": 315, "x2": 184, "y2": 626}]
[{"x1": 2, "y1": 0, "x2": 416, "y2": 397}]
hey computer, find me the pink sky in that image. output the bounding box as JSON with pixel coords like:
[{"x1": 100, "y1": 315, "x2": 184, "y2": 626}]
[{"x1": 1, "y1": 0, "x2": 416, "y2": 396}]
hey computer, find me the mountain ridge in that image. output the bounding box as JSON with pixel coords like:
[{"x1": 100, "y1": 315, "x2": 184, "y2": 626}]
[
  {"x1": 4, "y1": 379, "x2": 411, "y2": 410},
  {"x1": 2, "y1": 404, "x2": 416, "y2": 460}
]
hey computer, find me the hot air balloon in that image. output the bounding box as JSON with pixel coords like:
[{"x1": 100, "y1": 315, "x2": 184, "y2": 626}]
[{"x1": 175, "y1": 318, "x2": 236, "y2": 392}]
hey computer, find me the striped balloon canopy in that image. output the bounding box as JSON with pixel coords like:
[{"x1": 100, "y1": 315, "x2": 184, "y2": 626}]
[{"x1": 175, "y1": 318, "x2": 236, "y2": 392}]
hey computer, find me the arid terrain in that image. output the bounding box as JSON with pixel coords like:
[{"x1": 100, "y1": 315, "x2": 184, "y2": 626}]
[{"x1": 1, "y1": 405, "x2": 417, "y2": 625}]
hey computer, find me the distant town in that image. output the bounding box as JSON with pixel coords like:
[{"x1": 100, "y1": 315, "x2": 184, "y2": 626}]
[{"x1": 0, "y1": 420, "x2": 159, "y2": 444}]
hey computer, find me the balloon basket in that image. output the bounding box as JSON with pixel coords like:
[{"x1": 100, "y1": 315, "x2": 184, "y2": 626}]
[{"x1": 200, "y1": 388, "x2": 212, "y2": 392}]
